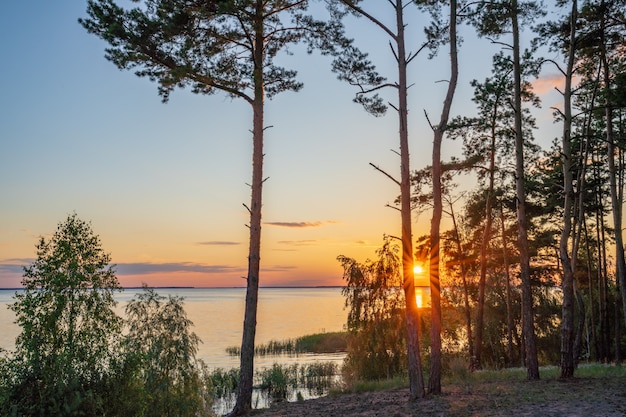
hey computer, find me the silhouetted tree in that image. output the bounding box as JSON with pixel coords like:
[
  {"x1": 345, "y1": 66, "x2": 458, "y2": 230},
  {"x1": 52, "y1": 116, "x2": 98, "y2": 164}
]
[
  {"x1": 327, "y1": 0, "x2": 432, "y2": 399},
  {"x1": 469, "y1": 0, "x2": 545, "y2": 380},
  {"x1": 427, "y1": 0, "x2": 458, "y2": 394}
]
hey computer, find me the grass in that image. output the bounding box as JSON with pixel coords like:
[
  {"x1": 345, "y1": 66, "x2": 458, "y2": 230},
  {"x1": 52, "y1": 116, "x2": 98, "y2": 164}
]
[
  {"x1": 208, "y1": 361, "x2": 339, "y2": 404},
  {"x1": 334, "y1": 362, "x2": 626, "y2": 396},
  {"x1": 250, "y1": 363, "x2": 626, "y2": 416},
  {"x1": 336, "y1": 375, "x2": 407, "y2": 394},
  {"x1": 226, "y1": 332, "x2": 348, "y2": 357}
]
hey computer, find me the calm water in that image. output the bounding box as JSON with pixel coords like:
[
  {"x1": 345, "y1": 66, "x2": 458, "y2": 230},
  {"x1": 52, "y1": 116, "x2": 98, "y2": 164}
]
[{"x1": 0, "y1": 287, "x2": 347, "y2": 370}]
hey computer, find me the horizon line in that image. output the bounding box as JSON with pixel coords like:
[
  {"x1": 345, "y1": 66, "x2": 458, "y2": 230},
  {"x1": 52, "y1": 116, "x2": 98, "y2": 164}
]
[{"x1": 0, "y1": 285, "x2": 344, "y2": 291}]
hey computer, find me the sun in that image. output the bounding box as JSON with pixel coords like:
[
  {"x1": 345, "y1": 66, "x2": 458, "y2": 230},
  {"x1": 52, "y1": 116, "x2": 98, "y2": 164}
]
[{"x1": 413, "y1": 265, "x2": 423, "y2": 274}]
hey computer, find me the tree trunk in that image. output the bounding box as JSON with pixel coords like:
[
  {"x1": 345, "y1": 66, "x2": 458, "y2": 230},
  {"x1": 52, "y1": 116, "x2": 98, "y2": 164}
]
[
  {"x1": 474, "y1": 86, "x2": 499, "y2": 370},
  {"x1": 450, "y1": 203, "x2": 474, "y2": 368},
  {"x1": 500, "y1": 204, "x2": 515, "y2": 366},
  {"x1": 230, "y1": 4, "x2": 265, "y2": 414},
  {"x1": 559, "y1": 0, "x2": 577, "y2": 380},
  {"x1": 511, "y1": 0, "x2": 539, "y2": 380},
  {"x1": 395, "y1": 0, "x2": 425, "y2": 400},
  {"x1": 428, "y1": 0, "x2": 457, "y2": 395},
  {"x1": 573, "y1": 287, "x2": 586, "y2": 363},
  {"x1": 599, "y1": 0, "x2": 626, "y2": 333}
]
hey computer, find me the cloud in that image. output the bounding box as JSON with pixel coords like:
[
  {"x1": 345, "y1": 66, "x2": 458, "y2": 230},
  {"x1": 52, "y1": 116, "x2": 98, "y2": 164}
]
[
  {"x1": 0, "y1": 258, "x2": 34, "y2": 273},
  {"x1": 261, "y1": 265, "x2": 298, "y2": 272},
  {"x1": 277, "y1": 240, "x2": 317, "y2": 247},
  {"x1": 532, "y1": 73, "x2": 582, "y2": 96},
  {"x1": 264, "y1": 220, "x2": 338, "y2": 228},
  {"x1": 195, "y1": 241, "x2": 241, "y2": 246},
  {"x1": 532, "y1": 73, "x2": 562, "y2": 95},
  {"x1": 0, "y1": 259, "x2": 245, "y2": 278},
  {"x1": 115, "y1": 262, "x2": 245, "y2": 275}
]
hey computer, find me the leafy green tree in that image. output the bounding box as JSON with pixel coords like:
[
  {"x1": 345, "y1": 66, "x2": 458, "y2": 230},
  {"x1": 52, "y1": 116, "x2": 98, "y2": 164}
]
[
  {"x1": 80, "y1": 2, "x2": 339, "y2": 414},
  {"x1": 338, "y1": 238, "x2": 408, "y2": 382},
  {"x1": 4, "y1": 213, "x2": 122, "y2": 416},
  {"x1": 124, "y1": 286, "x2": 212, "y2": 417}
]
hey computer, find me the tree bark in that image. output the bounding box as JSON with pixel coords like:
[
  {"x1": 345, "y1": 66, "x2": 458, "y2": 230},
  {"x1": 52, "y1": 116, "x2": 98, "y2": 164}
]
[
  {"x1": 230, "y1": 3, "x2": 265, "y2": 414},
  {"x1": 603, "y1": 35, "x2": 626, "y2": 333},
  {"x1": 429, "y1": 0, "x2": 458, "y2": 395},
  {"x1": 395, "y1": 0, "x2": 425, "y2": 400},
  {"x1": 511, "y1": 0, "x2": 539, "y2": 380},
  {"x1": 559, "y1": 0, "x2": 577, "y2": 380},
  {"x1": 500, "y1": 204, "x2": 515, "y2": 366},
  {"x1": 450, "y1": 203, "x2": 474, "y2": 368},
  {"x1": 474, "y1": 86, "x2": 499, "y2": 370}
]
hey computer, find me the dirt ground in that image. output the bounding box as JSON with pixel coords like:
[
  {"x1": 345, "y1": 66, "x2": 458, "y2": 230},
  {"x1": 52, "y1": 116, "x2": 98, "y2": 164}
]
[{"x1": 248, "y1": 373, "x2": 626, "y2": 417}]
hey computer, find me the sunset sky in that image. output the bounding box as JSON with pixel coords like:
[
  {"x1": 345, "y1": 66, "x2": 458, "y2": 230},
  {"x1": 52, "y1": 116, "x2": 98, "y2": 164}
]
[{"x1": 0, "y1": 2, "x2": 563, "y2": 288}]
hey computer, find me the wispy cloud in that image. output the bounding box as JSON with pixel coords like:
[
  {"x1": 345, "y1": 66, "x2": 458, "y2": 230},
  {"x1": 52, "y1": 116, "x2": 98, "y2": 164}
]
[
  {"x1": 264, "y1": 220, "x2": 338, "y2": 228},
  {"x1": 261, "y1": 265, "x2": 298, "y2": 272},
  {"x1": 277, "y1": 240, "x2": 317, "y2": 247},
  {"x1": 0, "y1": 258, "x2": 34, "y2": 273},
  {"x1": 0, "y1": 264, "x2": 26, "y2": 274},
  {"x1": 115, "y1": 262, "x2": 245, "y2": 275},
  {"x1": 0, "y1": 259, "x2": 245, "y2": 277},
  {"x1": 195, "y1": 241, "x2": 241, "y2": 246},
  {"x1": 533, "y1": 73, "x2": 582, "y2": 96}
]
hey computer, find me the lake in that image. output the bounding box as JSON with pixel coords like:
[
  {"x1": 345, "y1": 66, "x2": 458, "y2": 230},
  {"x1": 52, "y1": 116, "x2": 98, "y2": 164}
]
[{"x1": 0, "y1": 287, "x2": 348, "y2": 370}]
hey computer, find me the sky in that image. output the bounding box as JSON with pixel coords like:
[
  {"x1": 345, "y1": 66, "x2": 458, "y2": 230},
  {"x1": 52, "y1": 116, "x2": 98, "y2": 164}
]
[{"x1": 0, "y1": 2, "x2": 565, "y2": 288}]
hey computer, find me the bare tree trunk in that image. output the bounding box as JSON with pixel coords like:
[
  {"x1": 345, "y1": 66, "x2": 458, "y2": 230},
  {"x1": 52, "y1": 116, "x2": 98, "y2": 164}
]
[
  {"x1": 559, "y1": 0, "x2": 577, "y2": 380},
  {"x1": 500, "y1": 203, "x2": 515, "y2": 366},
  {"x1": 573, "y1": 286, "x2": 586, "y2": 363},
  {"x1": 474, "y1": 86, "x2": 499, "y2": 371},
  {"x1": 449, "y1": 203, "x2": 474, "y2": 367},
  {"x1": 395, "y1": 0, "x2": 425, "y2": 400},
  {"x1": 428, "y1": 0, "x2": 457, "y2": 395},
  {"x1": 614, "y1": 282, "x2": 622, "y2": 363},
  {"x1": 230, "y1": 5, "x2": 265, "y2": 414},
  {"x1": 584, "y1": 221, "x2": 600, "y2": 361},
  {"x1": 594, "y1": 156, "x2": 609, "y2": 361},
  {"x1": 511, "y1": 0, "x2": 539, "y2": 380}
]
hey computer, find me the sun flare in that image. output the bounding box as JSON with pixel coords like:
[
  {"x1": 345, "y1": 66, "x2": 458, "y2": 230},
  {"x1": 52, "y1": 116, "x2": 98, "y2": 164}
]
[{"x1": 413, "y1": 265, "x2": 423, "y2": 274}]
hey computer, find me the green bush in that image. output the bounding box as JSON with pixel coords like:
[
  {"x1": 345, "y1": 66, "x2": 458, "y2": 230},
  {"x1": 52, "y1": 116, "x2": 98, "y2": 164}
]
[{"x1": 0, "y1": 215, "x2": 216, "y2": 417}]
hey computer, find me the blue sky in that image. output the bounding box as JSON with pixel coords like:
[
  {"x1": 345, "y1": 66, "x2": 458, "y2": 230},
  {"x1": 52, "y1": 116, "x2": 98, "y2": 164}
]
[{"x1": 0, "y1": 1, "x2": 564, "y2": 288}]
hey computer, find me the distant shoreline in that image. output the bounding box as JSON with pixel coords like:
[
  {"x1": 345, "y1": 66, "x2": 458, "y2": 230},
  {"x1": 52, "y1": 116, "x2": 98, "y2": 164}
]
[{"x1": 0, "y1": 286, "x2": 343, "y2": 291}]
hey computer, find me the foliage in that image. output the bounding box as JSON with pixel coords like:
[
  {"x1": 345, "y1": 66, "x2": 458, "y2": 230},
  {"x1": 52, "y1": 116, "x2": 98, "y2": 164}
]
[
  {"x1": 338, "y1": 237, "x2": 408, "y2": 382},
  {"x1": 256, "y1": 362, "x2": 338, "y2": 403},
  {"x1": 80, "y1": 0, "x2": 334, "y2": 103},
  {"x1": 226, "y1": 332, "x2": 348, "y2": 356},
  {"x1": 258, "y1": 363, "x2": 298, "y2": 403},
  {"x1": 2, "y1": 213, "x2": 122, "y2": 416},
  {"x1": 124, "y1": 285, "x2": 212, "y2": 417},
  {"x1": 0, "y1": 215, "x2": 216, "y2": 416}
]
